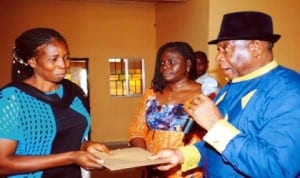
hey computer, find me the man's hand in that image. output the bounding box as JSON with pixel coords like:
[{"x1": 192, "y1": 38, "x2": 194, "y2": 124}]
[
  {"x1": 148, "y1": 149, "x2": 184, "y2": 171},
  {"x1": 186, "y1": 94, "x2": 223, "y2": 131}
]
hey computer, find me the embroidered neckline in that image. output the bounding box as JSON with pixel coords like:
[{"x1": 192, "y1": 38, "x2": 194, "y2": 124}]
[{"x1": 232, "y1": 60, "x2": 278, "y2": 83}]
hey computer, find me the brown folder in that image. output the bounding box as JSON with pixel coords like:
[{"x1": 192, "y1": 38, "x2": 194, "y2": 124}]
[{"x1": 95, "y1": 147, "x2": 168, "y2": 171}]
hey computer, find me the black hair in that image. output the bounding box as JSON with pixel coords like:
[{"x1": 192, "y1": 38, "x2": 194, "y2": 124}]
[
  {"x1": 12, "y1": 27, "x2": 68, "y2": 82},
  {"x1": 151, "y1": 41, "x2": 197, "y2": 93},
  {"x1": 194, "y1": 51, "x2": 208, "y2": 62}
]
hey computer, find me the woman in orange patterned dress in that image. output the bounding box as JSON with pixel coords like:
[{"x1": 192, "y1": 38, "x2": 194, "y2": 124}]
[{"x1": 128, "y1": 42, "x2": 205, "y2": 178}]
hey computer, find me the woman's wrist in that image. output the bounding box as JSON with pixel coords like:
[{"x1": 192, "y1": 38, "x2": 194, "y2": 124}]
[{"x1": 80, "y1": 141, "x2": 91, "y2": 151}]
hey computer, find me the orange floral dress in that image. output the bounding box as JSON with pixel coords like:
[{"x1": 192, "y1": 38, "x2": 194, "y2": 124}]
[{"x1": 128, "y1": 89, "x2": 204, "y2": 178}]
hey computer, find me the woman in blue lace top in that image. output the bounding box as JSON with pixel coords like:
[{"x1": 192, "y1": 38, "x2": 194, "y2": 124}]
[{"x1": 0, "y1": 28, "x2": 109, "y2": 178}]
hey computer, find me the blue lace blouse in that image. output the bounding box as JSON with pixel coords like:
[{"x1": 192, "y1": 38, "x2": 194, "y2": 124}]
[{"x1": 0, "y1": 81, "x2": 90, "y2": 178}]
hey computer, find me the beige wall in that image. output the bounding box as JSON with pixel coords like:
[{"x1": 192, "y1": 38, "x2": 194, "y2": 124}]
[
  {"x1": 0, "y1": 0, "x2": 299, "y2": 143},
  {"x1": 0, "y1": 0, "x2": 157, "y2": 143},
  {"x1": 156, "y1": 0, "x2": 209, "y2": 54}
]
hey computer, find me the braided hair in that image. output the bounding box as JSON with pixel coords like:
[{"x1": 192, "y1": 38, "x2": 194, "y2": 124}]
[
  {"x1": 151, "y1": 41, "x2": 197, "y2": 93},
  {"x1": 12, "y1": 27, "x2": 68, "y2": 82}
]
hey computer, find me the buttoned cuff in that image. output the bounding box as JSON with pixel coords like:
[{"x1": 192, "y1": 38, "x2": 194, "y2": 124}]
[
  {"x1": 203, "y1": 120, "x2": 240, "y2": 153},
  {"x1": 178, "y1": 145, "x2": 201, "y2": 172}
]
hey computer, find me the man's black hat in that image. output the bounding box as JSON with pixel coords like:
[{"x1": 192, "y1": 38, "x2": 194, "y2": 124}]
[{"x1": 208, "y1": 11, "x2": 281, "y2": 44}]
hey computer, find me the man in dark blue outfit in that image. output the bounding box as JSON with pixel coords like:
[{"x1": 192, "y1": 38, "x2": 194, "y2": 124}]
[{"x1": 150, "y1": 11, "x2": 300, "y2": 178}]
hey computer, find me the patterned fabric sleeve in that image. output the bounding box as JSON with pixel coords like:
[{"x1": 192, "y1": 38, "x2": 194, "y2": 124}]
[
  {"x1": 128, "y1": 88, "x2": 154, "y2": 141},
  {"x1": 0, "y1": 88, "x2": 22, "y2": 140}
]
